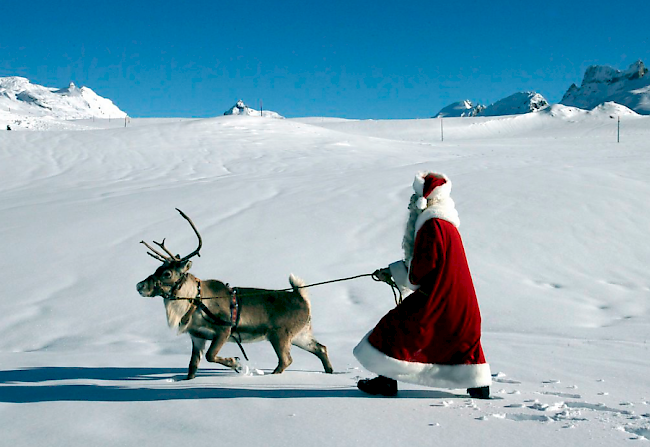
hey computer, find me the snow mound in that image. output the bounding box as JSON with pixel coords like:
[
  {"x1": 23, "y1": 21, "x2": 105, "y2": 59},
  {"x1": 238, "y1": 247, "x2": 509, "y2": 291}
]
[
  {"x1": 589, "y1": 101, "x2": 639, "y2": 117},
  {"x1": 560, "y1": 60, "x2": 650, "y2": 114},
  {"x1": 0, "y1": 76, "x2": 127, "y2": 120},
  {"x1": 539, "y1": 102, "x2": 638, "y2": 122},
  {"x1": 481, "y1": 91, "x2": 549, "y2": 117},
  {"x1": 541, "y1": 104, "x2": 588, "y2": 119},
  {"x1": 435, "y1": 100, "x2": 485, "y2": 118},
  {"x1": 223, "y1": 99, "x2": 283, "y2": 119}
]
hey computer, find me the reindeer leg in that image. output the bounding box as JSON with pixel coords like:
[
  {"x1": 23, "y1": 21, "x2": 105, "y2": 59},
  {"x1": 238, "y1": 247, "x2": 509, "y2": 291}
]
[
  {"x1": 292, "y1": 330, "x2": 334, "y2": 373},
  {"x1": 205, "y1": 328, "x2": 241, "y2": 372},
  {"x1": 269, "y1": 330, "x2": 293, "y2": 374},
  {"x1": 186, "y1": 335, "x2": 207, "y2": 380}
]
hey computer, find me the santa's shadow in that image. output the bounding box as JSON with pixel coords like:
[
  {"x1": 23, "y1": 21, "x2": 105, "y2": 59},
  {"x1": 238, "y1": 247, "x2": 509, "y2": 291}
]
[{"x1": 0, "y1": 366, "x2": 463, "y2": 403}]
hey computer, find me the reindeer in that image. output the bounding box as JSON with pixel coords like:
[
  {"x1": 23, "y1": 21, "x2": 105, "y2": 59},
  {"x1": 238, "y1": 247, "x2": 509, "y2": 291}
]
[{"x1": 136, "y1": 209, "x2": 334, "y2": 380}]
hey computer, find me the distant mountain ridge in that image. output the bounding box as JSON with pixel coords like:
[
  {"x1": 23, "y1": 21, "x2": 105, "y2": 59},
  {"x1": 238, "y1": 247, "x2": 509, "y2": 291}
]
[
  {"x1": 436, "y1": 60, "x2": 649, "y2": 117},
  {"x1": 560, "y1": 60, "x2": 649, "y2": 114},
  {"x1": 4, "y1": 60, "x2": 649, "y2": 123},
  {"x1": 0, "y1": 76, "x2": 127, "y2": 119}
]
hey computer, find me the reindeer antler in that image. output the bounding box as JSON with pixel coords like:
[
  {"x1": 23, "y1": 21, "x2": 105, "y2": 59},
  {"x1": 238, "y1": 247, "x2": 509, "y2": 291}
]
[
  {"x1": 153, "y1": 238, "x2": 179, "y2": 260},
  {"x1": 141, "y1": 209, "x2": 202, "y2": 263},
  {"x1": 140, "y1": 240, "x2": 173, "y2": 262},
  {"x1": 176, "y1": 208, "x2": 202, "y2": 261}
]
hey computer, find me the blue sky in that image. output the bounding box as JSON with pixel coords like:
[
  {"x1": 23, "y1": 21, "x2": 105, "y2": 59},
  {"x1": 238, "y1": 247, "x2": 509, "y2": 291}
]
[{"x1": 2, "y1": 0, "x2": 648, "y2": 119}]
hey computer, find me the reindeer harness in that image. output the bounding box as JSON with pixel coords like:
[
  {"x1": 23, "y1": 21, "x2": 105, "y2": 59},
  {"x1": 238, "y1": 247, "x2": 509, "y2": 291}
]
[{"x1": 166, "y1": 274, "x2": 248, "y2": 360}]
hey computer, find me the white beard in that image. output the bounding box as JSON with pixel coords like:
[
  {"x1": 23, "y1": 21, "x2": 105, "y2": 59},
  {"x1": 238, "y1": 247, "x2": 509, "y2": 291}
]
[
  {"x1": 401, "y1": 193, "x2": 460, "y2": 264},
  {"x1": 401, "y1": 194, "x2": 423, "y2": 264}
]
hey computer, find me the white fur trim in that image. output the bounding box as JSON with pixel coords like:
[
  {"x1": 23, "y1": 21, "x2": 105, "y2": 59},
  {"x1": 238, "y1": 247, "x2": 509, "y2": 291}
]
[
  {"x1": 388, "y1": 260, "x2": 418, "y2": 297},
  {"x1": 353, "y1": 332, "x2": 492, "y2": 389},
  {"x1": 415, "y1": 196, "x2": 460, "y2": 232}
]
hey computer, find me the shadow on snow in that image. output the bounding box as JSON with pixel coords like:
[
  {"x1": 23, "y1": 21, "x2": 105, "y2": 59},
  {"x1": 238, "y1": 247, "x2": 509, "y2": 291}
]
[{"x1": 0, "y1": 366, "x2": 461, "y2": 403}]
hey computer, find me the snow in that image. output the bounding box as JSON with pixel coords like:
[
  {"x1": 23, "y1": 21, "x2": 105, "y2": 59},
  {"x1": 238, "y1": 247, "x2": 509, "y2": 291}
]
[{"x1": 1, "y1": 110, "x2": 650, "y2": 446}]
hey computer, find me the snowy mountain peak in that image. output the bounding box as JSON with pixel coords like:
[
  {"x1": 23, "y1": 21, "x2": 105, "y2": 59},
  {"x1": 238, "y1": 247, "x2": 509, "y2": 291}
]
[
  {"x1": 560, "y1": 60, "x2": 650, "y2": 114},
  {"x1": 54, "y1": 82, "x2": 82, "y2": 96},
  {"x1": 481, "y1": 91, "x2": 549, "y2": 117},
  {"x1": 582, "y1": 60, "x2": 647, "y2": 85},
  {"x1": 435, "y1": 100, "x2": 485, "y2": 118},
  {"x1": 0, "y1": 76, "x2": 31, "y2": 93},
  {"x1": 0, "y1": 76, "x2": 127, "y2": 121},
  {"x1": 622, "y1": 60, "x2": 647, "y2": 80},
  {"x1": 223, "y1": 99, "x2": 284, "y2": 119}
]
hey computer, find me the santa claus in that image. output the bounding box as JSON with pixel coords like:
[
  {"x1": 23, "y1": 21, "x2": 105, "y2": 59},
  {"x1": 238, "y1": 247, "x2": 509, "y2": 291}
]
[{"x1": 353, "y1": 171, "x2": 491, "y2": 398}]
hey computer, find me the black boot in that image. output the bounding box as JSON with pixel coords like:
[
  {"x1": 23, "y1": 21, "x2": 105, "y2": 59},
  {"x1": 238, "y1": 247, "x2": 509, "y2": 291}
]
[
  {"x1": 357, "y1": 376, "x2": 398, "y2": 396},
  {"x1": 467, "y1": 386, "x2": 490, "y2": 399}
]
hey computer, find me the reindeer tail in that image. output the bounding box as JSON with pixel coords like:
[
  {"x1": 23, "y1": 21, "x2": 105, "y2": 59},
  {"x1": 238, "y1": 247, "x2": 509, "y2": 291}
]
[{"x1": 289, "y1": 274, "x2": 310, "y2": 304}]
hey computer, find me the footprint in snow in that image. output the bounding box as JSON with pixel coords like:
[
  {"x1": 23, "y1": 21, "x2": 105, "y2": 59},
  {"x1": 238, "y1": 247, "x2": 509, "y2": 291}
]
[
  {"x1": 504, "y1": 403, "x2": 525, "y2": 408},
  {"x1": 539, "y1": 390, "x2": 582, "y2": 399},
  {"x1": 492, "y1": 371, "x2": 521, "y2": 384}
]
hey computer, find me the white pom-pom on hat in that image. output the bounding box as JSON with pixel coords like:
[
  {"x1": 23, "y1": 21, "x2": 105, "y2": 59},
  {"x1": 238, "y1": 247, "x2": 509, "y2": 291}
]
[
  {"x1": 413, "y1": 171, "x2": 452, "y2": 201},
  {"x1": 415, "y1": 196, "x2": 428, "y2": 209}
]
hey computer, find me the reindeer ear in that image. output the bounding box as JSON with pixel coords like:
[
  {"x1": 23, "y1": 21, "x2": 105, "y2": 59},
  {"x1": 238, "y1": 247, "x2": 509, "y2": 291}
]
[{"x1": 180, "y1": 260, "x2": 192, "y2": 273}]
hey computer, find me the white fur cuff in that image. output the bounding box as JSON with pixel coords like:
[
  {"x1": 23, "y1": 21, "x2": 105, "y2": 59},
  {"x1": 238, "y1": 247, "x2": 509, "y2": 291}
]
[
  {"x1": 388, "y1": 260, "x2": 418, "y2": 297},
  {"x1": 353, "y1": 332, "x2": 492, "y2": 389}
]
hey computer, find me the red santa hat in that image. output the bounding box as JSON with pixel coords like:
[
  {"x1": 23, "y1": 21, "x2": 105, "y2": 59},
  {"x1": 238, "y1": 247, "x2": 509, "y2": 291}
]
[{"x1": 413, "y1": 172, "x2": 452, "y2": 206}]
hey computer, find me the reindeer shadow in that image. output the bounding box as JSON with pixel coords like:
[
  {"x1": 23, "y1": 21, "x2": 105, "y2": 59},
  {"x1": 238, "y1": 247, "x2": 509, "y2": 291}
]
[{"x1": 0, "y1": 366, "x2": 461, "y2": 403}]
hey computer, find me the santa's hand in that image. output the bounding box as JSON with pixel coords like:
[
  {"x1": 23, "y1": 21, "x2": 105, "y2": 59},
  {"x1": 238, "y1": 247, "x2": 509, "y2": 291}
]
[{"x1": 372, "y1": 268, "x2": 392, "y2": 284}]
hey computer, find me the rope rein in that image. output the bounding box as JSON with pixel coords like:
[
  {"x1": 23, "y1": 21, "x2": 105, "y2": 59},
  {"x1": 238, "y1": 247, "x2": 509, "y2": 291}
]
[
  {"x1": 166, "y1": 271, "x2": 403, "y2": 305},
  {"x1": 280, "y1": 272, "x2": 403, "y2": 306}
]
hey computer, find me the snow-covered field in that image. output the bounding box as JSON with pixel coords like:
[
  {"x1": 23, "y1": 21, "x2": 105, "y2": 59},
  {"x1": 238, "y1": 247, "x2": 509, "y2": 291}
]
[{"x1": 1, "y1": 108, "x2": 649, "y2": 446}]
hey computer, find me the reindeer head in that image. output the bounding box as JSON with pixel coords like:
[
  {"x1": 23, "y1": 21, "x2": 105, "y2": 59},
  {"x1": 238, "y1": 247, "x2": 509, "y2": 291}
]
[{"x1": 136, "y1": 209, "x2": 202, "y2": 298}]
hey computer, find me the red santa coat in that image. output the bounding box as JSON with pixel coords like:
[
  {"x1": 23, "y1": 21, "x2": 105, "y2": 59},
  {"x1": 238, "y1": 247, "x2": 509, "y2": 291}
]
[{"x1": 354, "y1": 172, "x2": 491, "y2": 389}]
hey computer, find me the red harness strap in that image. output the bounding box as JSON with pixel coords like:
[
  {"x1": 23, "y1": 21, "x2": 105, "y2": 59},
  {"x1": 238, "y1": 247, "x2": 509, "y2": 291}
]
[{"x1": 229, "y1": 286, "x2": 239, "y2": 327}]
